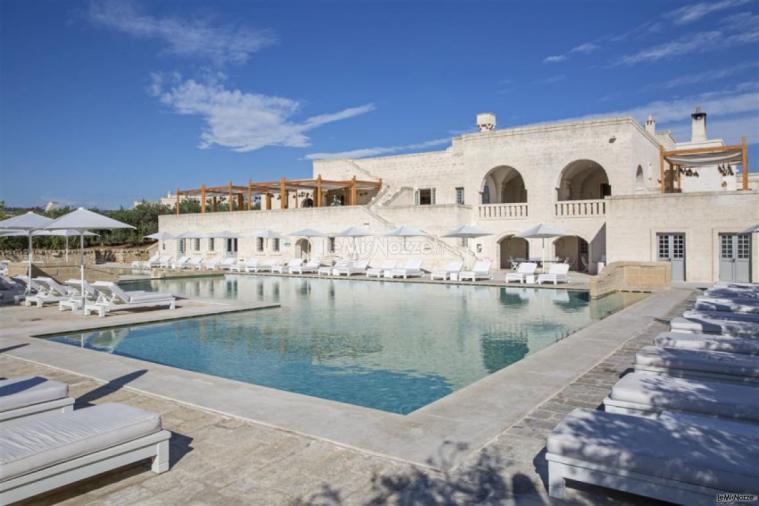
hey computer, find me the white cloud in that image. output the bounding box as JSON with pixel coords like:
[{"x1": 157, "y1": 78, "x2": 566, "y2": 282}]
[
  {"x1": 543, "y1": 55, "x2": 567, "y2": 64},
  {"x1": 616, "y1": 21, "x2": 759, "y2": 66},
  {"x1": 652, "y1": 61, "x2": 759, "y2": 89},
  {"x1": 666, "y1": 0, "x2": 751, "y2": 25},
  {"x1": 304, "y1": 138, "x2": 449, "y2": 160},
  {"x1": 88, "y1": 0, "x2": 274, "y2": 65},
  {"x1": 151, "y1": 75, "x2": 375, "y2": 152},
  {"x1": 570, "y1": 42, "x2": 599, "y2": 54}
]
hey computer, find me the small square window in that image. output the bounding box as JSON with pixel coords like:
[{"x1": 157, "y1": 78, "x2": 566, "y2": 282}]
[
  {"x1": 256, "y1": 238, "x2": 264, "y2": 252},
  {"x1": 416, "y1": 188, "x2": 436, "y2": 206}
]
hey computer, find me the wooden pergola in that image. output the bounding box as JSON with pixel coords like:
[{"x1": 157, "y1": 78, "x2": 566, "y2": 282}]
[
  {"x1": 659, "y1": 137, "x2": 749, "y2": 193},
  {"x1": 174, "y1": 175, "x2": 383, "y2": 215}
]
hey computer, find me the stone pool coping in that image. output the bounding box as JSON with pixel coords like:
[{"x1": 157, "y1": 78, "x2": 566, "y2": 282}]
[{"x1": 0, "y1": 287, "x2": 690, "y2": 470}]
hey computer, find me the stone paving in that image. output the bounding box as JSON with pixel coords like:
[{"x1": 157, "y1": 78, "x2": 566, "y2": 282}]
[{"x1": 1, "y1": 289, "x2": 692, "y2": 505}]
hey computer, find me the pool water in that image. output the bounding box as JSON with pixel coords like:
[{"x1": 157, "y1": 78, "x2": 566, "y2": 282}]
[{"x1": 45, "y1": 276, "x2": 645, "y2": 414}]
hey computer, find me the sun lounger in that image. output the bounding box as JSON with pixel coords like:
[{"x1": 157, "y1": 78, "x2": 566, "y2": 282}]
[
  {"x1": 656, "y1": 331, "x2": 759, "y2": 355},
  {"x1": 604, "y1": 371, "x2": 759, "y2": 423},
  {"x1": 274, "y1": 259, "x2": 298, "y2": 274},
  {"x1": 285, "y1": 259, "x2": 304, "y2": 274},
  {"x1": 170, "y1": 256, "x2": 190, "y2": 270},
  {"x1": 0, "y1": 403, "x2": 170, "y2": 504},
  {"x1": 546, "y1": 408, "x2": 759, "y2": 504},
  {"x1": 684, "y1": 309, "x2": 759, "y2": 324},
  {"x1": 505, "y1": 262, "x2": 537, "y2": 284},
  {"x1": 705, "y1": 288, "x2": 759, "y2": 301},
  {"x1": 670, "y1": 315, "x2": 759, "y2": 338},
  {"x1": 459, "y1": 260, "x2": 492, "y2": 282},
  {"x1": 267, "y1": 260, "x2": 285, "y2": 273},
  {"x1": 696, "y1": 296, "x2": 759, "y2": 314},
  {"x1": 635, "y1": 345, "x2": 759, "y2": 385},
  {"x1": 537, "y1": 263, "x2": 570, "y2": 285},
  {"x1": 384, "y1": 259, "x2": 423, "y2": 279},
  {"x1": 291, "y1": 258, "x2": 320, "y2": 274},
  {"x1": 0, "y1": 376, "x2": 74, "y2": 424},
  {"x1": 430, "y1": 260, "x2": 463, "y2": 280},
  {"x1": 240, "y1": 258, "x2": 262, "y2": 273},
  {"x1": 218, "y1": 257, "x2": 239, "y2": 271},
  {"x1": 335, "y1": 260, "x2": 369, "y2": 276},
  {"x1": 158, "y1": 256, "x2": 174, "y2": 269},
  {"x1": 24, "y1": 277, "x2": 75, "y2": 307},
  {"x1": 86, "y1": 281, "x2": 175, "y2": 317},
  {"x1": 202, "y1": 256, "x2": 223, "y2": 270},
  {"x1": 367, "y1": 260, "x2": 395, "y2": 278},
  {"x1": 0, "y1": 276, "x2": 25, "y2": 305},
  {"x1": 713, "y1": 281, "x2": 759, "y2": 292},
  {"x1": 59, "y1": 279, "x2": 101, "y2": 311},
  {"x1": 318, "y1": 261, "x2": 339, "y2": 276}
]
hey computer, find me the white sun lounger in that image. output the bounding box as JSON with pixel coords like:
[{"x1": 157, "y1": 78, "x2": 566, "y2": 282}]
[
  {"x1": 696, "y1": 296, "x2": 759, "y2": 314},
  {"x1": 546, "y1": 408, "x2": 759, "y2": 504},
  {"x1": 240, "y1": 258, "x2": 263, "y2": 273},
  {"x1": 291, "y1": 259, "x2": 320, "y2": 274},
  {"x1": 430, "y1": 261, "x2": 463, "y2": 280},
  {"x1": 218, "y1": 257, "x2": 239, "y2": 271},
  {"x1": 683, "y1": 309, "x2": 759, "y2": 324},
  {"x1": 537, "y1": 263, "x2": 570, "y2": 285},
  {"x1": 0, "y1": 403, "x2": 171, "y2": 504},
  {"x1": 459, "y1": 260, "x2": 492, "y2": 282},
  {"x1": 158, "y1": 256, "x2": 174, "y2": 269},
  {"x1": 505, "y1": 262, "x2": 537, "y2": 284},
  {"x1": 635, "y1": 345, "x2": 759, "y2": 385},
  {"x1": 318, "y1": 261, "x2": 340, "y2": 276},
  {"x1": 0, "y1": 376, "x2": 74, "y2": 425},
  {"x1": 202, "y1": 256, "x2": 223, "y2": 270},
  {"x1": 384, "y1": 259, "x2": 423, "y2": 279},
  {"x1": 24, "y1": 277, "x2": 75, "y2": 307},
  {"x1": 604, "y1": 371, "x2": 759, "y2": 423},
  {"x1": 170, "y1": 256, "x2": 190, "y2": 270},
  {"x1": 85, "y1": 281, "x2": 175, "y2": 317},
  {"x1": 274, "y1": 259, "x2": 298, "y2": 274},
  {"x1": 335, "y1": 260, "x2": 369, "y2": 276},
  {"x1": 655, "y1": 331, "x2": 759, "y2": 355},
  {"x1": 671, "y1": 315, "x2": 759, "y2": 338},
  {"x1": 59, "y1": 279, "x2": 101, "y2": 312},
  {"x1": 367, "y1": 260, "x2": 395, "y2": 278}
]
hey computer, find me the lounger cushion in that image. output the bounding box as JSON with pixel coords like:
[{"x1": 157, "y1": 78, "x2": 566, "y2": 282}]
[
  {"x1": 547, "y1": 408, "x2": 759, "y2": 492},
  {"x1": 0, "y1": 403, "x2": 161, "y2": 481},
  {"x1": 671, "y1": 316, "x2": 759, "y2": 338},
  {"x1": 609, "y1": 372, "x2": 759, "y2": 422},
  {"x1": 636, "y1": 346, "x2": 759, "y2": 380},
  {"x1": 0, "y1": 377, "x2": 68, "y2": 412},
  {"x1": 655, "y1": 331, "x2": 759, "y2": 355},
  {"x1": 683, "y1": 309, "x2": 759, "y2": 324}
]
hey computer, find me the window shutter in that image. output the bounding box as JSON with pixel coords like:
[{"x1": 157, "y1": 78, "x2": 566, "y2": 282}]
[
  {"x1": 414, "y1": 190, "x2": 420, "y2": 206},
  {"x1": 431, "y1": 188, "x2": 436, "y2": 205}
]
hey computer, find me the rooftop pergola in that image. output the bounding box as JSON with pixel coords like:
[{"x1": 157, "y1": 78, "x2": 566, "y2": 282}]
[
  {"x1": 175, "y1": 176, "x2": 383, "y2": 214},
  {"x1": 659, "y1": 137, "x2": 749, "y2": 193}
]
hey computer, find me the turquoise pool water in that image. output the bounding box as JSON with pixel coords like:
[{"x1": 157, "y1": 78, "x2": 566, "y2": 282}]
[{"x1": 45, "y1": 276, "x2": 645, "y2": 414}]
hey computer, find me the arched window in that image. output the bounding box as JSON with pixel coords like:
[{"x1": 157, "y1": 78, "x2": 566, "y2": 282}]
[
  {"x1": 557, "y1": 160, "x2": 610, "y2": 201},
  {"x1": 481, "y1": 166, "x2": 526, "y2": 204}
]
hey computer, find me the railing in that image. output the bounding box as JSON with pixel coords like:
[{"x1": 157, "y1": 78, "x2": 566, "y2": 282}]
[
  {"x1": 554, "y1": 199, "x2": 606, "y2": 217},
  {"x1": 477, "y1": 203, "x2": 529, "y2": 220}
]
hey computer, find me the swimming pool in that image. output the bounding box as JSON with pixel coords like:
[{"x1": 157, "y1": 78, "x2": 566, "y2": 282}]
[{"x1": 45, "y1": 276, "x2": 645, "y2": 414}]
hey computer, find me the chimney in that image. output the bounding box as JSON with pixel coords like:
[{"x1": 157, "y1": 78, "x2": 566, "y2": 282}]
[
  {"x1": 645, "y1": 114, "x2": 656, "y2": 135},
  {"x1": 476, "y1": 112, "x2": 496, "y2": 132},
  {"x1": 691, "y1": 107, "x2": 707, "y2": 143}
]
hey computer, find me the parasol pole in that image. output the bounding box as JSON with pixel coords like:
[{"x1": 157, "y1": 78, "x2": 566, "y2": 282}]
[
  {"x1": 80, "y1": 232, "x2": 86, "y2": 315},
  {"x1": 27, "y1": 232, "x2": 32, "y2": 295}
]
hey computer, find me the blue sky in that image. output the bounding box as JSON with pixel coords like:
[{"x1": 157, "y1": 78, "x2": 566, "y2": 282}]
[{"x1": 1, "y1": 0, "x2": 758, "y2": 209}]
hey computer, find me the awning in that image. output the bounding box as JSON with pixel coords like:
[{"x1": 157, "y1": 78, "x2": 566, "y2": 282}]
[{"x1": 665, "y1": 151, "x2": 743, "y2": 167}]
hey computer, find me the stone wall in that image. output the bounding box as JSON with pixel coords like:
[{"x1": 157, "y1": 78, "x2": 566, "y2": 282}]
[
  {"x1": 606, "y1": 191, "x2": 759, "y2": 283},
  {"x1": 0, "y1": 246, "x2": 152, "y2": 265},
  {"x1": 589, "y1": 261, "x2": 671, "y2": 298}
]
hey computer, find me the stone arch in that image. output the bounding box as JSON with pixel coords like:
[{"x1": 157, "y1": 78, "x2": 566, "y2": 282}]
[
  {"x1": 497, "y1": 234, "x2": 530, "y2": 269},
  {"x1": 553, "y1": 235, "x2": 590, "y2": 272},
  {"x1": 556, "y1": 160, "x2": 610, "y2": 201},
  {"x1": 294, "y1": 238, "x2": 311, "y2": 259},
  {"x1": 480, "y1": 166, "x2": 527, "y2": 204}
]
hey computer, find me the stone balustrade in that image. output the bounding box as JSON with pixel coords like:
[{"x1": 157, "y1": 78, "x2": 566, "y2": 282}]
[
  {"x1": 477, "y1": 203, "x2": 529, "y2": 220},
  {"x1": 554, "y1": 199, "x2": 606, "y2": 217}
]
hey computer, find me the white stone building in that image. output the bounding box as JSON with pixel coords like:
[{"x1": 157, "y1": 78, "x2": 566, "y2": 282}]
[{"x1": 159, "y1": 110, "x2": 758, "y2": 283}]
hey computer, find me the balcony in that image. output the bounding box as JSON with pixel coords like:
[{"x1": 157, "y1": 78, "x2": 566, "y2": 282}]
[
  {"x1": 554, "y1": 199, "x2": 606, "y2": 217},
  {"x1": 478, "y1": 203, "x2": 528, "y2": 220}
]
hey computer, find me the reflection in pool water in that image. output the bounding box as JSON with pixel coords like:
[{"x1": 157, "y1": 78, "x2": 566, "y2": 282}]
[{"x1": 46, "y1": 276, "x2": 646, "y2": 414}]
